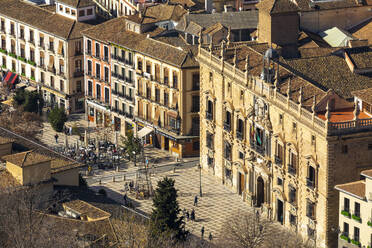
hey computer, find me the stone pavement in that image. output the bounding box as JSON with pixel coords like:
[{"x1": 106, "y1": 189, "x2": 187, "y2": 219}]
[{"x1": 88, "y1": 165, "x2": 252, "y2": 242}]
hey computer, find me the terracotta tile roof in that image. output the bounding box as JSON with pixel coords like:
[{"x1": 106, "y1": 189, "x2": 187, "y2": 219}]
[
  {"x1": 317, "y1": 107, "x2": 371, "y2": 122},
  {"x1": 168, "y1": 0, "x2": 197, "y2": 8},
  {"x1": 256, "y1": 0, "x2": 299, "y2": 14},
  {"x1": 282, "y1": 47, "x2": 372, "y2": 99},
  {"x1": 350, "y1": 18, "x2": 372, "y2": 45},
  {"x1": 126, "y1": 4, "x2": 187, "y2": 24},
  {"x1": 3, "y1": 151, "x2": 52, "y2": 167},
  {"x1": 0, "y1": 169, "x2": 20, "y2": 189},
  {"x1": 345, "y1": 46, "x2": 372, "y2": 69},
  {"x1": 335, "y1": 180, "x2": 365, "y2": 200},
  {"x1": 0, "y1": 136, "x2": 13, "y2": 145},
  {"x1": 50, "y1": 158, "x2": 82, "y2": 174},
  {"x1": 203, "y1": 22, "x2": 226, "y2": 35},
  {"x1": 56, "y1": 0, "x2": 95, "y2": 8},
  {"x1": 81, "y1": 16, "x2": 127, "y2": 43},
  {"x1": 0, "y1": 0, "x2": 93, "y2": 40},
  {"x1": 63, "y1": 200, "x2": 111, "y2": 220},
  {"x1": 210, "y1": 42, "x2": 327, "y2": 106},
  {"x1": 110, "y1": 29, "x2": 198, "y2": 67},
  {"x1": 294, "y1": 0, "x2": 368, "y2": 12},
  {"x1": 361, "y1": 169, "x2": 372, "y2": 179},
  {"x1": 352, "y1": 87, "x2": 372, "y2": 105}
]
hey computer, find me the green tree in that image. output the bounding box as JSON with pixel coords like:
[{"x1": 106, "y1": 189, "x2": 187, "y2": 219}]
[
  {"x1": 13, "y1": 88, "x2": 26, "y2": 106},
  {"x1": 48, "y1": 107, "x2": 67, "y2": 132},
  {"x1": 121, "y1": 131, "x2": 143, "y2": 161},
  {"x1": 23, "y1": 91, "x2": 44, "y2": 113},
  {"x1": 149, "y1": 177, "x2": 188, "y2": 245}
]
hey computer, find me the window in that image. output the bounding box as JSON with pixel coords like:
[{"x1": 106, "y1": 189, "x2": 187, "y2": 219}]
[
  {"x1": 104, "y1": 67, "x2": 109, "y2": 82},
  {"x1": 104, "y1": 87, "x2": 109, "y2": 103},
  {"x1": 155, "y1": 88, "x2": 160, "y2": 102},
  {"x1": 209, "y1": 72, "x2": 213, "y2": 81},
  {"x1": 224, "y1": 141, "x2": 232, "y2": 160},
  {"x1": 29, "y1": 30, "x2": 34, "y2": 43},
  {"x1": 95, "y1": 43, "x2": 100, "y2": 57},
  {"x1": 104, "y1": 46, "x2": 109, "y2": 61},
  {"x1": 354, "y1": 227, "x2": 359, "y2": 242},
  {"x1": 75, "y1": 59, "x2": 82, "y2": 72},
  {"x1": 290, "y1": 214, "x2": 296, "y2": 226},
  {"x1": 193, "y1": 141, "x2": 199, "y2": 151},
  {"x1": 60, "y1": 80, "x2": 64, "y2": 92},
  {"x1": 76, "y1": 81, "x2": 82, "y2": 93},
  {"x1": 344, "y1": 197, "x2": 350, "y2": 212},
  {"x1": 75, "y1": 41, "x2": 82, "y2": 54},
  {"x1": 164, "y1": 92, "x2": 168, "y2": 106},
  {"x1": 192, "y1": 73, "x2": 200, "y2": 90},
  {"x1": 292, "y1": 122, "x2": 297, "y2": 132},
  {"x1": 341, "y1": 145, "x2": 348, "y2": 154},
  {"x1": 71, "y1": 10, "x2": 76, "y2": 16},
  {"x1": 239, "y1": 152, "x2": 244, "y2": 160},
  {"x1": 20, "y1": 27, "x2": 24, "y2": 39},
  {"x1": 277, "y1": 177, "x2": 283, "y2": 186},
  {"x1": 10, "y1": 23, "x2": 14, "y2": 35},
  {"x1": 40, "y1": 72, "x2": 45, "y2": 83},
  {"x1": 30, "y1": 49, "x2": 35, "y2": 62},
  {"x1": 307, "y1": 165, "x2": 316, "y2": 189},
  {"x1": 307, "y1": 226, "x2": 315, "y2": 239},
  {"x1": 354, "y1": 202, "x2": 360, "y2": 217},
  {"x1": 87, "y1": 8, "x2": 93, "y2": 15},
  {"x1": 79, "y1": 10, "x2": 85, "y2": 16},
  {"x1": 173, "y1": 72, "x2": 178, "y2": 89},
  {"x1": 224, "y1": 110, "x2": 231, "y2": 130},
  {"x1": 275, "y1": 142, "x2": 283, "y2": 165},
  {"x1": 306, "y1": 200, "x2": 315, "y2": 220},
  {"x1": 237, "y1": 119, "x2": 244, "y2": 139},
  {"x1": 87, "y1": 60, "x2": 92, "y2": 74},
  {"x1": 96, "y1": 63, "x2": 101, "y2": 78},
  {"x1": 288, "y1": 150, "x2": 297, "y2": 174},
  {"x1": 343, "y1": 222, "x2": 349, "y2": 236},
  {"x1": 87, "y1": 40, "x2": 92, "y2": 54},
  {"x1": 65, "y1": 7, "x2": 70, "y2": 14},
  {"x1": 50, "y1": 76, "x2": 54, "y2": 88},
  {"x1": 279, "y1": 114, "x2": 283, "y2": 124},
  {"x1": 49, "y1": 38, "x2": 54, "y2": 51},
  {"x1": 289, "y1": 185, "x2": 296, "y2": 204},
  {"x1": 96, "y1": 84, "x2": 101, "y2": 99},
  {"x1": 206, "y1": 132, "x2": 213, "y2": 149},
  {"x1": 311, "y1": 135, "x2": 316, "y2": 146},
  {"x1": 88, "y1": 81, "x2": 92, "y2": 96},
  {"x1": 192, "y1": 95, "x2": 200, "y2": 112},
  {"x1": 137, "y1": 59, "x2": 142, "y2": 70}
]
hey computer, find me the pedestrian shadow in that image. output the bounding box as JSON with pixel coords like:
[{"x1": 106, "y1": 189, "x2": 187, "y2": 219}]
[{"x1": 195, "y1": 218, "x2": 209, "y2": 223}]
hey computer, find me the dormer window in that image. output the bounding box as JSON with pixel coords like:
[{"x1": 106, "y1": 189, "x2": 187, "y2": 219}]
[{"x1": 79, "y1": 10, "x2": 85, "y2": 17}]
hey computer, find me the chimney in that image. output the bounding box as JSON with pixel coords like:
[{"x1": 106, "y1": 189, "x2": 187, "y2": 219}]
[{"x1": 205, "y1": 0, "x2": 212, "y2": 13}]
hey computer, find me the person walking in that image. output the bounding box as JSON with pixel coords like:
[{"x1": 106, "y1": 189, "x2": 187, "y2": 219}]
[
  {"x1": 55, "y1": 134, "x2": 59, "y2": 144},
  {"x1": 208, "y1": 232, "x2": 213, "y2": 241},
  {"x1": 190, "y1": 209, "x2": 195, "y2": 221},
  {"x1": 69, "y1": 126, "x2": 72, "y2": 136},
  {"x1": 194, "y1": 195, "x2": 198, "y2": 207},
  {"x1": 123, "y1": 193, "x2": 128, "y2": 206},
  {"x1": 201, "y1": 226, "x2": 205, "y2": 239},
  {"x1": 186, "y1": 211, "x2": 189, "y2": 221}
]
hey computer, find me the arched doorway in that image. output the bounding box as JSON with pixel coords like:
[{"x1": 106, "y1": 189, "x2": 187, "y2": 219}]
[{"x1": 256, "y1": 177, "x2": 265, "y2": 207}]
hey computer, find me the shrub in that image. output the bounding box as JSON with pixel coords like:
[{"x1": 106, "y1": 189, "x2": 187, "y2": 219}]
[
  {"x1": 340, "y1": 234, "x2": 350, "y2": 242},
  {"x1": 351, "y1": 239, "x2": 360, "y2": 246},
  {"x1": 48, "y1": 107, "x2": 67, "y2": 132},
  {"x1": 352, "y1": 214, "x2": 361, "y2": 222},
  {"x1": 367, "y1": 221, "x2": 372, "y2": 227},
  {"x1": 341, "y1": 210, "x2": 351, "y2": 217}
]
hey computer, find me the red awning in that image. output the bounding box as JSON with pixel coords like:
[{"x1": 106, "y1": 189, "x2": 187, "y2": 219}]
[
  {"x1": 9, "y1": 73, "x2": 18, "y2": 84},
  {"x1": 3, "y1": 71, "x2": 12, "y2": 83},
  {"x1": 3, "y1": 71, "x2": 18, "y2": 85}
]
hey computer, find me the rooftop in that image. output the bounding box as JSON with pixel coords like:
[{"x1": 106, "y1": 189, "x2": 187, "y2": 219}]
[
  {"x1": 352, "y1": 87, "x2": 372, "y2": 105},
  {"x1": 81, "y1": 16, "x2": 127, "y2": 43},
  {"x1": 55, "y1": 0, "x2": 95, "y2": 8},
  {"x1": 335, "y1": 180, "x2": 365, "y2": 200},
  {"x1": 126, "y1": 4, "x2": 187, "y2": 24},
  {"x1": 256, "y1": 0, "x2": 299, "y2": 14},
  {"x1": 0, "y1": 0, "x2": 97, "y2": 40},
  {"x1": 3, "y1": 151, "x2": 51, "y2": 167},
  {"x1": 317, "y1": 107, "x2": 371, "y2": 122},
  {"x1": 361, "y1": 169, "x2": 372, "y2": 179},
  {"x1": 63, "y1": 200, "x2": 111, "y2": 221},
  {"x1": 50, "y1": 158, "x2": 82, "y2": 174},
  {"x1": 294, "y1": 0, "x2": 371, "y2": 12},
  {"x1": 350, "y1": 18, "x2": 372, "y2": 45}
]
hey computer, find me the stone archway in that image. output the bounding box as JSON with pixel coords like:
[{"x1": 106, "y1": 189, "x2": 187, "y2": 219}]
[{"x1": 256, "y1": 176, "x2": 265, "y2": 207}]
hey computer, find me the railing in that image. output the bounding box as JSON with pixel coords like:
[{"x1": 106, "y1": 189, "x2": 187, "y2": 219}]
[
  {"x1": 306, "y1": 178, "x2": 315, "y2": 189},
  {"x1": 274, "y1": 156, "x2": 282, "y2": 166},
  {"x1": 288, "y1": 165, "x2": 296, "y2": 175},
  {"x1": 223, "y1": 122, "x2": 231, "y2": 132},
  {"x1": 236, "y1": 131, "x2": 243, "y2": 140}
]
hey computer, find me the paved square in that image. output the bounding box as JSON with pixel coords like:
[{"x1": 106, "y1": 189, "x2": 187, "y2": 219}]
[{"x1": 89, "y1": 166, "x2": 252, "y2": 241}]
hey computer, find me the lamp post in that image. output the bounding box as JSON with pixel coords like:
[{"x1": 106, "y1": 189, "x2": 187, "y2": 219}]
[
  {"x1": 133, "y1": 151, "x2": 136, "y2": 167},
  {"x1": 199, "y1": 164, "x2": 202, "y2": 197}
]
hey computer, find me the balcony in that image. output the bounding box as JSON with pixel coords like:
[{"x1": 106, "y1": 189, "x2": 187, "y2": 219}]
[
  {"x1": 288, "y1": 165, "x2": 296, "y2": 175},
  {"x1": 73, "y1": 71, "x2": 84, "y2": 78},
  {"x1": 274, "y1": 156, "x2": 282, "y2": 166},
  {"x1": 206, "y1": 111, "x2": 213, "y2": 120},
  {"x1": 223, "y1": 122, "x2": 231, "y2": 132},
  {"x1": 250, "y1": 143, "x2": 264, "y2": 155},
  {"x1": 125, "y1": 95, "x2": 133, "y2": 102},
  {"x1": 236, "y1": 131, "x2": 243, "y2": 140},
  {"x1": 306, "y1": 178, "x2": 315, "y2": 189}
]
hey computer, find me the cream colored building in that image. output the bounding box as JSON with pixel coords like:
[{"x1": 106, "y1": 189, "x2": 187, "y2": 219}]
[
  {"x1": 335, "y1": 169, "x2": 372, "y2": 248},
  {"x1": 0, "y1": 0, "x2": 99, "y2": 113}
]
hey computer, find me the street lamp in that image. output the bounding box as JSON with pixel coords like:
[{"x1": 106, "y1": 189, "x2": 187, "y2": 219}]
[
  {"x1": 133, "y1": 151, "x2": 136, "y2": 167},
  {"x1": 199, "y1": 164, "x2": 202, "y2": 197}
]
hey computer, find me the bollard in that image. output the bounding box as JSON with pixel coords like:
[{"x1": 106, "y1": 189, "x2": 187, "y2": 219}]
[
  {"x1": 99, "y1": 179, "x2": 101, "y2": 185},
  {"x1": 173, "y1": 167, "x2": 176, "y2": 173},
  {"x1": 124, "y1": 175, "x2": 126, "y2": 181},
  {"x1": 113, "y1": 176, "x2": 115, "y2": 182}
]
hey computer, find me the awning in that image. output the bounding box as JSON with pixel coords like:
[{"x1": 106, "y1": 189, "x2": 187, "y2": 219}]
[
  {"x1": 2, "y1": 99, "x2": 13, "y2": 106},
  {"x1": 137, "y1": 126, "x2": 153, "y2": 138},
  {"x1": 25, "y1": 86, "x2": 37, "y2": 92},
  {"x1": 3, "y1": 71, "x2": 18, "y2": 85},
  {"x1": 16, "y1": 82, "x2": 27, "y2": 88}
]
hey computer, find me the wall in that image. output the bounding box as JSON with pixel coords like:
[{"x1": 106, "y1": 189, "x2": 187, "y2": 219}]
[
  {"x1": 53, "y1": 168, "x2": 79, "y2": 186},
  {"x1": 0, "y1": 143, "x2": 12, "y2": 157},
  {"x1": 22, "y1": 161, "x2": 51, "y2": 185}
]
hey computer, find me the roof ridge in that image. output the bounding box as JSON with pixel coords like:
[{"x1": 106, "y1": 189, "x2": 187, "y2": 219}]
[
  {"x1": 22, "y1": 150, "x2": 32, "y2": 167},
  {"x1": 66, "y1": 21, "x2": 76, "y2": 40}
]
